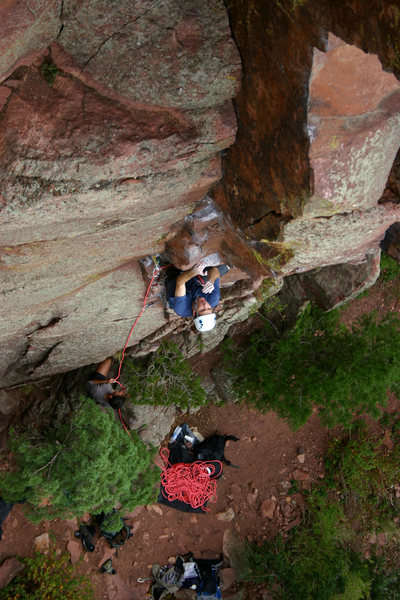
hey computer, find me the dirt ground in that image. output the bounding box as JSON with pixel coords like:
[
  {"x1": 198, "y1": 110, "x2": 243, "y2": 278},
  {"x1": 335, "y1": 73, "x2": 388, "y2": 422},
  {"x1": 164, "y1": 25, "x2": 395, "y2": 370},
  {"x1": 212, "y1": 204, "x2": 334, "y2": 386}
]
[{"x1": 1, "y1": 274, "x2": 399, "y2": 600}]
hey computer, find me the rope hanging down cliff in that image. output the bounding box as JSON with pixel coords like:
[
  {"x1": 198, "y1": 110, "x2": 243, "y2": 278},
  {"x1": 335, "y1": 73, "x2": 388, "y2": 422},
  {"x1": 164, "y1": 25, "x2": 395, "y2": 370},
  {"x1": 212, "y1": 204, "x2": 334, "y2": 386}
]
[{"x1": 113, "y1": 261, "x2": 170, "y2": 434}]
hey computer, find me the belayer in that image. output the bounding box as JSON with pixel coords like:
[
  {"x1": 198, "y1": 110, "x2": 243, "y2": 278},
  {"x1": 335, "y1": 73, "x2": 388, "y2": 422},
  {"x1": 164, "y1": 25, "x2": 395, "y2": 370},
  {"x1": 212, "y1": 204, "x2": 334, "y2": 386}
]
[
  {"x1": 166, "y1": 260, "x2": 229, "y2": 332},
  {"x1": 86, "y1": 357, "x2": 126, "y2": 409}
]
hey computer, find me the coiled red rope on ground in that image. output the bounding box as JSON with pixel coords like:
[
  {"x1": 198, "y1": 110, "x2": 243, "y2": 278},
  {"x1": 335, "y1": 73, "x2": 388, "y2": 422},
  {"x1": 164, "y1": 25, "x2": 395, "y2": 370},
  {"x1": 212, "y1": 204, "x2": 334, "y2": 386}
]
[{"x1": 159, "y1": 448, "x2": 221, "y2": 512}]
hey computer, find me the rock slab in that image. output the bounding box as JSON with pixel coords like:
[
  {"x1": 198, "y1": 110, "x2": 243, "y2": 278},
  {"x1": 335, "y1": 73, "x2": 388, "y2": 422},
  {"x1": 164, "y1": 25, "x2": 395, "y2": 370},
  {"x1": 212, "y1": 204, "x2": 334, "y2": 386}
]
[{"x1": 0, "y1": 557, "x2": 25, "y2": 590}]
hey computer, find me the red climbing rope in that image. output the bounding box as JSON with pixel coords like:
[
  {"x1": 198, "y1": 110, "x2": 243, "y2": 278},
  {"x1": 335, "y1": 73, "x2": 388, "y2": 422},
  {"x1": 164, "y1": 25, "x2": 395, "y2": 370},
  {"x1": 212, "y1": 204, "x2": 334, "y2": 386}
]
[
  {"x1": 112, "y1": 263, "x2": 170, "y2": 434},
  {"x1": 159, "y1": 447, "x2": 221, "y2": 512},
  {"x1": 114, "y1": 264, "x2": 170, "y2": 387},
  {"x1": 118, "y1": 408, "x2": 132, "y2": 438}
]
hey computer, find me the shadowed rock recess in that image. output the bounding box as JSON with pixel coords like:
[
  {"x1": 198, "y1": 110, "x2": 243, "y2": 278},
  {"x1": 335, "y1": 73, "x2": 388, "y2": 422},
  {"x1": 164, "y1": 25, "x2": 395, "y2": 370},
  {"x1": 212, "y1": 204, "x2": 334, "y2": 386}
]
[{"x1": 1, "y1": 0, "x2": 400, "y2": 387}]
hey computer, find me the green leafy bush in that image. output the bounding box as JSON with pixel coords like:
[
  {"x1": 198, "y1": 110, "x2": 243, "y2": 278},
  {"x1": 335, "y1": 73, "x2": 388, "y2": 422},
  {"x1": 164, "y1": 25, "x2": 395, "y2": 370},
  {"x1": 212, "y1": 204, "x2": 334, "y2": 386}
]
[
  {"x1": 0, "y1": 549, "x2": 93, "y2": 600},
  {"x1": 380, "y1": 252, "x2": 400, "y2": 282},
  {"x1": 325, "y1": 422, "x2": 400, "y2": 532},
  {"x1": 40, "y1": 61, "x2": 59, "y2": 85},
  {"x1": 125, "y1": 340, "x2": 207, "y2": 410},
  {"x1": 225, "y1": 304, "x2": 400, "y2": 429},
  {"x1": 246, "y1": 490, "x2": 367, "y2": 600},
  {"x1": 100, "y1": 510, "x2": 124, "y2": 534},
  {"x1": 0, "y1": 398, "x2": 159, "y2": 521},
  {"x1": 368, "y1": 555, "x2": 400, "y2": 600}
]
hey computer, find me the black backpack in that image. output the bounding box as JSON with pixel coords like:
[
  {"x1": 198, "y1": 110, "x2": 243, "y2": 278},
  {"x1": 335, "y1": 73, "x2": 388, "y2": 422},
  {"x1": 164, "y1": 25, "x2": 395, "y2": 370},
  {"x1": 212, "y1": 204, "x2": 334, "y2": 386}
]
[{"x1": 194, "y1": 434, "x2": 240, "y2": 467}]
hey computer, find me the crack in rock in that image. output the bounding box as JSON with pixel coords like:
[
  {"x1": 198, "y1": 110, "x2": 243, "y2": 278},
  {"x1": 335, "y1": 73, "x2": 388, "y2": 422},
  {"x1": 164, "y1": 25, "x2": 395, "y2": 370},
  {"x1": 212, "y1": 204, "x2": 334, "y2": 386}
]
[
  {"x1": 27, "y1": 316, "x2": 64, "y2": 337},
  {"x1": 56, "y1": 0, "x2": 65, "y2": 39},
  {"x1": 28, "y1": 341, "x2": 63, "y2": 374},
  {"x1": 80, "y1": 0, "x2": 165, "y2": 72}
]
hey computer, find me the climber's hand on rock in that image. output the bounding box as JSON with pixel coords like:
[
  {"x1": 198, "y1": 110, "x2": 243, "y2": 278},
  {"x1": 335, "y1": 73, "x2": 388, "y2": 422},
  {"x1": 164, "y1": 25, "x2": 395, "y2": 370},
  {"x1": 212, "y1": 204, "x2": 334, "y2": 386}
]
[
  {"x1": 202, "y1": 280, "x2": 214, "y2": 294},
  {"x1": 191, "y1": 260, "x2": 207, "y2": 276}
]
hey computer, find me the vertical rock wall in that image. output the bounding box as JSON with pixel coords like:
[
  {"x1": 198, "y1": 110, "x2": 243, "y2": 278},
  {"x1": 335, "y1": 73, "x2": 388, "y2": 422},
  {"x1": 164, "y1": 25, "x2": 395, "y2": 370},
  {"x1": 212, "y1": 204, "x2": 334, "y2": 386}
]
[
  {"x1": 1, "y1": 0, "x2": 400, "y2": 387},
  {"x1": 0, "y1": 0, "x2": 241, "y2": 386},
  {"x1": 216, "y1": 0, "x2": 400, "y2": 274}
]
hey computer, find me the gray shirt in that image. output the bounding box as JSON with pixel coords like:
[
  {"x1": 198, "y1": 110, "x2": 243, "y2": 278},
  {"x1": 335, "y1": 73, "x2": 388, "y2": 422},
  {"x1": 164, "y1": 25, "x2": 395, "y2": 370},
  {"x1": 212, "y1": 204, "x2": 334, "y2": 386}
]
[{"x1": 85, "y1": 379, "x2": 114, "y2": 407}]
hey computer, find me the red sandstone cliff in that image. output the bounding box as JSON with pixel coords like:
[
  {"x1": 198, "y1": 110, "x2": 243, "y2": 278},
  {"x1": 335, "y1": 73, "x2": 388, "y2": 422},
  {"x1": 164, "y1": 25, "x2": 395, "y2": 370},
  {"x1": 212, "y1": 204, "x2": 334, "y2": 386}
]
[{"x1": 1, "y1": 0, "x2": 400, "y2": 386}]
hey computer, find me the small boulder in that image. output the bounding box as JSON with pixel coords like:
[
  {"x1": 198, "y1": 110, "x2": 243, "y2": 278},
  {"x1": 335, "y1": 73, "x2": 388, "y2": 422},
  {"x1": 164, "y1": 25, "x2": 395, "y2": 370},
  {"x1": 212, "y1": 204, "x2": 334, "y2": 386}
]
[
  {"x1": 260, "y1": 499, "x2": 276, "y2": 520},
  {"x1": 280, "y1": 480, "x2": 292, "y2": 491},
  {"x1": 149, "y1": 505, "x2": 163, "y2": 515},
  {"x1": 65, "y1": 517, "x2": 78, "y2": 530},
  {"x1": 382, "y1": 429, "x2": 394, "y2": 451},
  {"x1": 217, "y1": 508, "x2": 235, "y2": 522},
  {"x1": 34, "y1": 532, "x2": 50, "y2": 555},
  {"x1": 290, "y1": 493, "x2": 305, "y2": 511},
  {"x1": 220, "y1": 567, "x2": 237, "y2": 591},
  {"x1": 292, "y1": 470, "x2": 310, "y2": 482},
  {"x1": 246, "y1": 489, "x2": 258, "y2": 506},
  {"x1": 67, "y1": 540, "x2": 81, "y2": 565},
  {"x1": 0, "y1": 557, "x2": 25, "y2": 589}
]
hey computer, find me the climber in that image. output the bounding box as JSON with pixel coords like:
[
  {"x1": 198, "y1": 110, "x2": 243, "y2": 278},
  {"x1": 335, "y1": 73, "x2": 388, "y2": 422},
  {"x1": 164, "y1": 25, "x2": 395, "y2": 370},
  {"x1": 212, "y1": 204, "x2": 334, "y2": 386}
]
[
  {"x1": 166, "y1": 261, "x2": 229, "y2": 332},
  {"x1": 86, "y1": 357, "x2": 126, "y2": 409}
]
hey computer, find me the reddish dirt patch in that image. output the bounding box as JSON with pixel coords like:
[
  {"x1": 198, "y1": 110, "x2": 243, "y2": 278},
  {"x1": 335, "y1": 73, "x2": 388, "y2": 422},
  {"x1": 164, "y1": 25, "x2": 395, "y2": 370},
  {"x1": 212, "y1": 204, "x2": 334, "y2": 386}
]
[
  {"x1": 340, "y1": 276, "x2": 400, "y2": 326},
  {"x1": 0, "y1": 402, "x2": 332, "y2": 600}
]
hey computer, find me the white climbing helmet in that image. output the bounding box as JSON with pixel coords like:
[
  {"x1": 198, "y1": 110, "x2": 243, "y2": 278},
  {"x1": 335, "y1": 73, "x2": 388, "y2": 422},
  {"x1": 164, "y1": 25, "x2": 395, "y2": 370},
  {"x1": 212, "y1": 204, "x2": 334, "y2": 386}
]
[{"x1": 194, "y1": 313, "x2": 217, "y2": 332}]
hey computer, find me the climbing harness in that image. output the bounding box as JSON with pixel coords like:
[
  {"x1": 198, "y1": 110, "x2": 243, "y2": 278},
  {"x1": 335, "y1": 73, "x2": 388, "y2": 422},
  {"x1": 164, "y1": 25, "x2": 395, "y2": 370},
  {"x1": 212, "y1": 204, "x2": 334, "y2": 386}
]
[{"x1": 159, "y1": 448, "x2": 221, "y2": 512}]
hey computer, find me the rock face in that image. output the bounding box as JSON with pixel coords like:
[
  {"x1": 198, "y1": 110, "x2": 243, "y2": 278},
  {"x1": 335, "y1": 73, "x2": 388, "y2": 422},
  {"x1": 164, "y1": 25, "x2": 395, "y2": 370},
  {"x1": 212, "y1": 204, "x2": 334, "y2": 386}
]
[
  {"x1": 281, "y1": 34, "x2": 400, "y2": 273},
  {"x1": 0, "y1": 0, "x2": 60, "y2": 80},
  {"x1": 216, "y1": 5, "x2": 400, "y2": 275},
  {"x1": 1, "y1": 0, "x2": 400, "y2": 387},
  {"x1": 0, "y1": 0, "x2": 241, "y2": 386},
  {"x1": 0, "y1": 557, "x2": 25, "y2": 590}
]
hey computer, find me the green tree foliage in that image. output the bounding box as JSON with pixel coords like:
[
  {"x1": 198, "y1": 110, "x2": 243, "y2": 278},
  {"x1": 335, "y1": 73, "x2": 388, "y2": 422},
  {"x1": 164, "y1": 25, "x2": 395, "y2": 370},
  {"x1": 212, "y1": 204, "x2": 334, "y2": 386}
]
[
  {"x1": 245, "y1": 425, "x2": 400, "y2": 599},
  {"x1": 246, "y1": 492, "x2": 368, "y2": 600},
  {"x1": 0, "y1": 398, "x2": 159, "y2": 522},
  {"x1": 225, "y1": 304, "x2": 400, "y2": 429},
  {"x1": 325, "y1": 421, "x2": 400, "y2": 531},
  {"x1": 40, "y1": 61, "x2": 60, "y2": 85},
  {"x1": 100, "y1": 510, "x2": 124, "y2": 534},
  {"x1": 125, "y1": 340, "x2": 207, "y2": 410},
  {"x1": 0, "y1": 549, "x2": 93, "y2": 600},
  {"x1": 380, "y1": 252, "x2": 400, "y2": 282}
]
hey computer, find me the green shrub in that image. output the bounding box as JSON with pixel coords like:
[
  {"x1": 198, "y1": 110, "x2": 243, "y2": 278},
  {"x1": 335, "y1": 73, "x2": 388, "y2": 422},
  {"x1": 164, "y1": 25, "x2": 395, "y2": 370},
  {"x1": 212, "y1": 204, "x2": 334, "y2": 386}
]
[
  {"x1": 0, "y1": 397, "x2": 159, "y2": 522},
  {"x1": 225, "y1": 304, "x2": 400, "y2": 429},
  {"x1": 380, "y1": 252, "x2": 400, "y2": 282},
  {"x1": 368, "y1": 554, "x2": 400, "y2": 600},
  {"x1": 40, "y1": 61, "x2": 59, "y2": 85},
  {"x1": 0, "y1": 549, "x2": 93, "y2": 600},
  {"x1": 245, "y1": 424, "x2": 400, "y2": 599},
  {"x1": 245, "y1": 490, "x2": 368, "y2": 600},
  {"x1": 100, "y1": 510, "x2": 124, "y2": 534},
  {"x1": 125, "y1": 340, "x2": 207, "y2": 410},
  {"x1": 325, "y1": 422, "x2": 400, "y2": 532}
]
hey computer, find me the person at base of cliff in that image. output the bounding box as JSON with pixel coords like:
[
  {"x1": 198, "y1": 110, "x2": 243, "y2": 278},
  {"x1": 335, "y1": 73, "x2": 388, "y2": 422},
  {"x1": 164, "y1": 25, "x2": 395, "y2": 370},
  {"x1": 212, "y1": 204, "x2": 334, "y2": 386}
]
[
  {"x1": 166, "y1": 260, "x2": 229, "y2": 332},
  {"x1": 86, "y1": 357, "x2": 126, "y2": 409}
]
